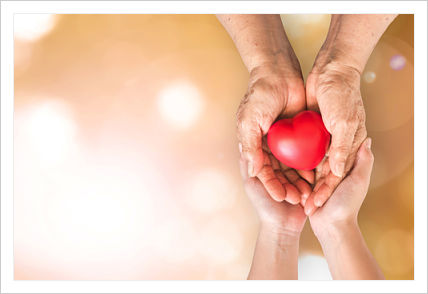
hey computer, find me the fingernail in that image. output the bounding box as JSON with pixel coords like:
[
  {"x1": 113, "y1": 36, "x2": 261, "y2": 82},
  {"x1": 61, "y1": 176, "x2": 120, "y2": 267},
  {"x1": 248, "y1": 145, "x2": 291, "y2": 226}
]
[
  {"x1": 304, "y1": 207, "x2": 312, "y2": 216},
  {"x1": 314, "y1": 198, "x2": 323, "y2": 207},
  {"x1": 334, "y1": 162, "x2": 345, "y2": 177},
  {"x1": 248, "y1": 161, "x2": 254, "y2": 177},
  {"x1": 238, "y1": 143, "x2": 242, "y2": 154},
  {"x1": 366, "y1": 138, "x2": 372, "y2": 150}
]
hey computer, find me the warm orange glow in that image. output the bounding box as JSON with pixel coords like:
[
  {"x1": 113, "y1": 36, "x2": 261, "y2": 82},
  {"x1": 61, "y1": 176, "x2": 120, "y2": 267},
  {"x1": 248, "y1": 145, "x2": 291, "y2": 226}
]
[{"x1": 14, "y1": 14, "x2": 413, "y2": 280}]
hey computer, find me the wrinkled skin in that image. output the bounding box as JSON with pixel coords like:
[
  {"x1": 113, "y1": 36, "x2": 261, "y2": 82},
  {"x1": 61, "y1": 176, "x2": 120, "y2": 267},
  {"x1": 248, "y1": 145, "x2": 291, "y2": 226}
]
[
  {"x1": 304, "y1": 62, "x2": 367, "y2": 215},
  {"x1": 237, "y1": 63, "x2": 314, "y2": 204}
]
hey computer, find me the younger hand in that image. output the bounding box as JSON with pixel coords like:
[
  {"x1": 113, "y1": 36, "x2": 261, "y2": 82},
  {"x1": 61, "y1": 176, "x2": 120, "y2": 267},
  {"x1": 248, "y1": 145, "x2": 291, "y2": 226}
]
[
  {"x1": 309, "y1": 137, "x2": 374, "y2": 237},
  {"x1": 239, "y1": 156, "x2": 307, "y2": 236}
]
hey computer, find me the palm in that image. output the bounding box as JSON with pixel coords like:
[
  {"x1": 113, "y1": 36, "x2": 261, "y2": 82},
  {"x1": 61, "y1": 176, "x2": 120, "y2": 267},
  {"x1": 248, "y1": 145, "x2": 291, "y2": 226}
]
[
  {"x1": 254, "y1": 78, "x2": 314, "y2": 204},
  {"x1": 310, "y1": 138, "x2": 374, "y2": 232},
  {"x1": 244, "y1": 173, "x2": 307, "y2": 233},
  {"x1": 310, "y1": 175, "x2": 357, "y2": 230}
]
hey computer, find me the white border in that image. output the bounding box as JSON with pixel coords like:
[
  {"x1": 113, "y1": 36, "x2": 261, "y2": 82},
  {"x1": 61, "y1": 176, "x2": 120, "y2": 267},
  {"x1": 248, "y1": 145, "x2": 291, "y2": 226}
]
[{"x1": 1, "y1": 1, "x2": 427, "y2": 293}]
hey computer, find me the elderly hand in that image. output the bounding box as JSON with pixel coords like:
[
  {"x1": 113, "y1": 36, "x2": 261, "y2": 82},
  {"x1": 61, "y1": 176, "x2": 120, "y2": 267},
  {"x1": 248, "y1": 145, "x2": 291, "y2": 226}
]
[
  {"x1": 237, "y1": 61, "x2": 314, "y2": 204},
  {"x1": 303, "y1": 61, "x2": 367, "y2": 215},
  {"x1": 301, "y1": 14, "x2": 397, "y2": 215}
]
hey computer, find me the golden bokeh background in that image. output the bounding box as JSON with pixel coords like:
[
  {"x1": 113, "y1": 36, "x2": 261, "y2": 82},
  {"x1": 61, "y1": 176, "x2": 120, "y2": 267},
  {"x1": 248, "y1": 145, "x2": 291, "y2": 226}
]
[{"x1": 14, "y1": 14, "x2": 413, "y2": 280}]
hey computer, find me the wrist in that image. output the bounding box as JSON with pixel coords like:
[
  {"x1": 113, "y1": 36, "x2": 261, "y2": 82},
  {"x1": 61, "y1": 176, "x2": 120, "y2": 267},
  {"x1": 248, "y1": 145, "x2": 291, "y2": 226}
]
[
  {"x1": 249, "y1": 49, "x2": 302, "y2": 80},
  {"x1": 307, "y1": 58, "x2": 361, "y2": 94},
  {"x1": 312, "y1": 43, "x2": 364, "y2": 76},
  {"x1": 311, "y1": 51, "x2": 363, "y2": 79},
  {"x1": 259, "y1": 223, "x2": 301, "y2": 247},
  {"x1": 312, "y1": 217, "x2": 359, "y2": 244}
]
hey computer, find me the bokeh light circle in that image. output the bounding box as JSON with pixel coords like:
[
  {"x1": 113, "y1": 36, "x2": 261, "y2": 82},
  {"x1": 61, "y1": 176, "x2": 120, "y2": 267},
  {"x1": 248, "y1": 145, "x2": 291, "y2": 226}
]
[
  {"x1": 14, "y1": 14, "x2": 58, "y2": 42},
  {"x1": 362, "y1": 36, "x2": 413, "y2": 132},
  {"x1": 19, "y1": 100, "x2": 78, "y2": 165},
  {"x1": 389, "y1": 54, "x2": 406, "y2": 70},
  {"x1": 157, "y1": 81, "x2": 204, "y2": 129},
  {"x1": 363, "y1": 71, "x2": 377, "y2": 83}
]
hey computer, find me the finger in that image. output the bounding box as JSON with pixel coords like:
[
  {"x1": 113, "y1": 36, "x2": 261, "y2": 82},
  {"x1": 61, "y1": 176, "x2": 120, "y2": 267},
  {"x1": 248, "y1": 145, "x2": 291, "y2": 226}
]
[
  {"x1": 237, "y1": 91, "x2": 280, "y2": 177},
  {"x1": 349, "y1": 137, "x2": 374, "y2": 184},
  {"x1": 313, "y1": 138, "x2": 373, "y2": 208},
  {"x1": 284, "y1": 170, "x2": 311, "y2": 201},
  {"x1": 274, "y1": 170, "x2": 288, "y2": 185},
  {"x1": 268, "y1": 154, "x2": 281, "y2": 170},
  {"x1": 237, "y1": 114, "x2": 264, "y2": 177},
  {"x1": 303, "y1": 176, "x2": 326, "y2": 209},
  {"x1": 313, "y1": 178, "x2": 325, "y2": 193},
  {"x1": 313, "y1": 173, "x2": 342, "y2": 207},
  {"x1": 304, "y1": 193, "x2": 317, "y2": 216},
  {"x1": 274, "y1": 170, "x2": 299, "y2": 205},
  {"x1": 295, "y1": 179, "x2": 312, "y2": 203},
  {"x1": 329, "y1": 122, "x2": 358, "y2": 178},
  {"x1": 297, "y1": 169, "x2": 315, "y2": 185},
  {"x1": 284, "y1": 183, "x2": 301, "y2": 205},
  {"x1": 314, "y1": 156, "x2": 329, "y2": 183},
  {"x1": 257, "y1": 157, "x2": 286, "y2": 202},
  {"x1": 277, "y1": 171, "x2": 299, "y2": 204}
]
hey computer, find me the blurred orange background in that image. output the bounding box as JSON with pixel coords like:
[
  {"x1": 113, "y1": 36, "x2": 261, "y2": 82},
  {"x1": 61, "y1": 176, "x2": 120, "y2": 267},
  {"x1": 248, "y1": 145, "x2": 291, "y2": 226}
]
[{"x1": 14, "y1": 14, "x2": 413, "y2": 280}]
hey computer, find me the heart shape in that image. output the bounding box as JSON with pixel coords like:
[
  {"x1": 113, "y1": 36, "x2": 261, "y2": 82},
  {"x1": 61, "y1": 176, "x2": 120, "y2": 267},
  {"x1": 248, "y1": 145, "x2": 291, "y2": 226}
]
[{"x1": 267, "y1": 110, "x2": 331, "y2": 170}]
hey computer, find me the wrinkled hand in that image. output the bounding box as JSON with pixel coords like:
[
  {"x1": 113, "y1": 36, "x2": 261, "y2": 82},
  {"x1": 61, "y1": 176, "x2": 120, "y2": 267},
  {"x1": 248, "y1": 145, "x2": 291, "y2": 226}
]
[
  {"x1": 237, "y1": 63, "x2": 314, "y2": 204},
  {"x1": 304, "y1": 62, "x2": 367, "y2": 215},
  {"x1": 239, "y1": 156, "x2": 307, "y2": 235},
  {"x1": 309, "y1": 138, "x2": 373, "y2": 236}
]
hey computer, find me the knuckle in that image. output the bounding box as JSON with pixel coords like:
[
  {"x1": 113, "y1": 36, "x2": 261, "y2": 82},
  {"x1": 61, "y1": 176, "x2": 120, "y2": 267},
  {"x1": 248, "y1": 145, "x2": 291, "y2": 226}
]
[
  {"x1": 332, "y1": 147, "x2": 349, "y2": 159},
  {"x1": 237, "y1": 117, "x2": 256, "y2": 135},
  {"x1": 331, "y1": 118, "x2": 349, "y2": 130},
  {"x1": 257, "y1": 111, "x2": 276, "y2": 132}
]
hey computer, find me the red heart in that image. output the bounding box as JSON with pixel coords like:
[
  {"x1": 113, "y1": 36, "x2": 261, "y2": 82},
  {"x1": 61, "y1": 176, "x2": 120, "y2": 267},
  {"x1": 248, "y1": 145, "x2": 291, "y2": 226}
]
[{"x1": 267, "y1": 110, "x2": 331, "y2": 170}]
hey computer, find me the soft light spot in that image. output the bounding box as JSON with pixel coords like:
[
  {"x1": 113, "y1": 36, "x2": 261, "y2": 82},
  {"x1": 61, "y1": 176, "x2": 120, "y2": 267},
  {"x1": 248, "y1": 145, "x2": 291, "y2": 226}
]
[
  {"x1": 389, "y1": 54, "x2": 406, "y2": 70},
  {"x1": 23, "y1": 100, "x2": 77, "y2": 164},
  {"x1": 363, "y1": 71, "x2": 377, "y2": 83},
  {"x1": 157, "y1": 81, "x2": 204, "y2": 129},
  {"x1": 14, "y1": 14, "x2": 58, "y2": 42}
]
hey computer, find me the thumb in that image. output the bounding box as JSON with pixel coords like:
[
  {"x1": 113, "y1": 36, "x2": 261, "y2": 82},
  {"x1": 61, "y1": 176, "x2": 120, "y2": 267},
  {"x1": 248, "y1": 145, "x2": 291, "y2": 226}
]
[
  {"x1": 349, "y1": 137, "x2": 374, "y2": 184},
  {"x1": 328, "y1": 122, "x2": 357, "y2": 177},
  {"x1": 237, "y1": 115, "x2": 267, "y2": 178}
]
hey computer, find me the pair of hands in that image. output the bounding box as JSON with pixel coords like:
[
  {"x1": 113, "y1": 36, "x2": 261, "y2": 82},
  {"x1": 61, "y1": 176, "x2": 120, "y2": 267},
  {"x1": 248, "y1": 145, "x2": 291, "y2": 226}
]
[
  {"x1": 240, "y1": 136, "x2": 374, "y2": 241},
  {"x1": 223, "y1": 14, "x2": 395, "y2": 280},
  {"x1": 237, "y1": 56, "x2": 367, "y2": 216}
]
